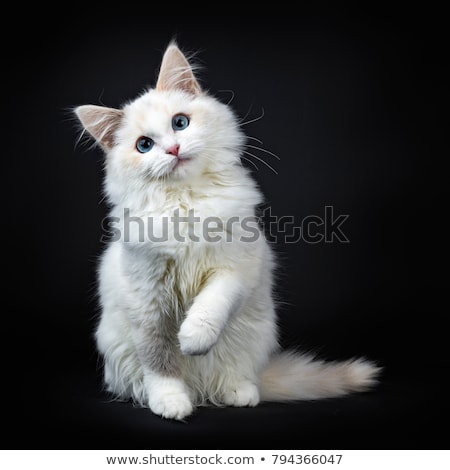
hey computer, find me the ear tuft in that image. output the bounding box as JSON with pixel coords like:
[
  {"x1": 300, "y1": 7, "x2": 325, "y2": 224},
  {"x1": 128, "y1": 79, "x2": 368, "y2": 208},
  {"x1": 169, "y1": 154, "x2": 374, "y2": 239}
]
[
  {"x1": 75, "y1": 105, "x2": 123, "y2": 151},
  {"x1": 156, "y1": 43, "x2": 201, "y2": 96}
]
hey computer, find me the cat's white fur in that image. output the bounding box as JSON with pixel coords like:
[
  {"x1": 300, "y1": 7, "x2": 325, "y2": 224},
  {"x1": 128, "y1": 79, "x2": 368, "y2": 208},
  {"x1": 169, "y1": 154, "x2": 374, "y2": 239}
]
[{"x1": 75, "y1": 43, "x2": 380, "y2": 420}]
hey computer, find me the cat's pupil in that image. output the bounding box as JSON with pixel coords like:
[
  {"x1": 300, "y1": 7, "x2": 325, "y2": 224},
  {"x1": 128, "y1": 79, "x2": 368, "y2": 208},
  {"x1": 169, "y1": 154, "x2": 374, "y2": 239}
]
[{"x1": 172, "y1": 114, "x2": 189, "y2": 131}]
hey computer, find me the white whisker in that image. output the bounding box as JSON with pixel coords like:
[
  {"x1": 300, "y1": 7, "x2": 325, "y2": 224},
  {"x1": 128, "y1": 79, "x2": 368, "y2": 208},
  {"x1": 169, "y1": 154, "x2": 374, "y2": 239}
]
[
  {"x1": 240, "y1": 155, "x2": 259, "y2": 171},
  {"x1": 245, "y1": 144, "x2": 280, "y2": 160},
  {"x1": 242, "y1": 150, "x2": 278, "y2": 175},
  {"x1": 240, "y1": 103, "x2": 254, "y2": 124},
  {"x1": 218, "y1": 89, "x2": 235, "y2": 105},
  {"x1": 241, "y1": 108, "x2": 265, "y2": 126},
  {"x1": 247, "y1": 135, "x2": 264, "y2": 145}
]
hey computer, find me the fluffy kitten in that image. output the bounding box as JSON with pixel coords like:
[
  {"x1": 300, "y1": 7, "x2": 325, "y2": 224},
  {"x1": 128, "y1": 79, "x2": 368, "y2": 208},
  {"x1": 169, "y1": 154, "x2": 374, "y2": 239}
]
[{"x1": 75, "y1": 43, "x2": 379, "y2": 420}]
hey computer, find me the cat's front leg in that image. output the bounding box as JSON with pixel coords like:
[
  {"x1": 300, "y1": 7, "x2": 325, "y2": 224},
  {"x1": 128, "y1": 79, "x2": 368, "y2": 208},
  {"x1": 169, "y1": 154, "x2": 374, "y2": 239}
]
[
  {"x1": 178, "y1": 271, "x2": 245, "y2": 355},
  {"x1": 144, "y1": 372, "x2": 193, "y2": 421},
  {"x1": 131, "y1": 316, "x2": 193, "y2": 420}
]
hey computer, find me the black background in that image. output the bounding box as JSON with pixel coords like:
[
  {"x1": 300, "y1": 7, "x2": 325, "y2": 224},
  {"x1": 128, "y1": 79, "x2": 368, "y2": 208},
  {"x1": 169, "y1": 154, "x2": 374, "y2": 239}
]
[{"x1": 4, "y1": 10, "x2": 447, "y2": 449}]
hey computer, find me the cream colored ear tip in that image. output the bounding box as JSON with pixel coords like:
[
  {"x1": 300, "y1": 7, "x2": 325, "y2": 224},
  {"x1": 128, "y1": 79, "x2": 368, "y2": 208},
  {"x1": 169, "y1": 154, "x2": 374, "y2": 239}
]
[
  {"x1": 74, "y1": 106, "x2": 88, "y2": 126},
  {"x1": 74, "y1": 105, "x2": 99, "y2": 125},
  {"x1": 162, "y1": 44, "x2": 189, "y2": 64},
  {"x1": 156, "y1": 44, "x2": 201, "y2": 95},
  {"x1": 166, "y1": 42, "x2": 181, "y2": 52}
]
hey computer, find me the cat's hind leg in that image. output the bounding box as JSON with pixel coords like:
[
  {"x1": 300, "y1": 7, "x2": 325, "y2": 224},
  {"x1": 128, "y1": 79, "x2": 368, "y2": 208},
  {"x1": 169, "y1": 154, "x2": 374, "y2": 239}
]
[{"x1": 96, "y1": 309, "x2": 147, "y2": 404}]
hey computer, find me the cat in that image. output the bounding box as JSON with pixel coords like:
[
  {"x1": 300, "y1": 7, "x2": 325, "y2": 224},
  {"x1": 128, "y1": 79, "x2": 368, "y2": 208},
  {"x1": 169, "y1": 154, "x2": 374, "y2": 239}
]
[{"x1": 75, "y1": 42, "x2": 380, "y2": 420}]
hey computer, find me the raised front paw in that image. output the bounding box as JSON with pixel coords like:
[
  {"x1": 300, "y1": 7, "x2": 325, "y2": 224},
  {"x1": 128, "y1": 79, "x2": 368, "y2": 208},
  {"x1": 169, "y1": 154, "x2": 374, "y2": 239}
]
[{"x1": 178, "y1": 314, "x2": 220, "y2": 356}]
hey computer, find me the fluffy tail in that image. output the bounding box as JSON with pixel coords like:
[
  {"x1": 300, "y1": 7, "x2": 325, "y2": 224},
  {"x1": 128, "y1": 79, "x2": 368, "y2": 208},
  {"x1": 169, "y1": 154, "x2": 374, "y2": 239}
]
[{"x1": 260, "y1": 351, "x2": 381, "y2": 402}]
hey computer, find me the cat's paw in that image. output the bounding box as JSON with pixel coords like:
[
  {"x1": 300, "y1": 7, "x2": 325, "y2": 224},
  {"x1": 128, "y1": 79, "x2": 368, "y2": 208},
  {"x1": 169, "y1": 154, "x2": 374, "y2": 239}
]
[
  {"x1": 222, "y1": 381, "x2": 260, "y2": 407},
  {"x1": 178, "y1": 314, "x2": 219, "y2": 356},
  {"x1": 145, "y1": 375, "x2": 194, "y2": 421},
  {"x1": 149, "y1": 391, "x2": 194, "y2": 421}
]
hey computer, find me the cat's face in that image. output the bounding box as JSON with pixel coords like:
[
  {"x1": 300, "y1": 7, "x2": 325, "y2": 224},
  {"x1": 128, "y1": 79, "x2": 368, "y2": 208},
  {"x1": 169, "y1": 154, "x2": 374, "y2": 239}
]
[
  {"x1": 113, "y1": 89, "x2": 240, "y2": 182},
  {"x1": 75, "y1": 43, "x2": 243, "y2": 200}
]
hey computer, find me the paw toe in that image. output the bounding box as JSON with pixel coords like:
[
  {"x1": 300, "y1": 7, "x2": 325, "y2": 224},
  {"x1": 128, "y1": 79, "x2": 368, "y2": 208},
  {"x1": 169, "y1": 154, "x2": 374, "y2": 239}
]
[
  {"x1": 150, "y1": 392, "x2": 194, "y2": 421},
  {"x1": 223, "y1": 382, "x2": 260, "y2": 407}
]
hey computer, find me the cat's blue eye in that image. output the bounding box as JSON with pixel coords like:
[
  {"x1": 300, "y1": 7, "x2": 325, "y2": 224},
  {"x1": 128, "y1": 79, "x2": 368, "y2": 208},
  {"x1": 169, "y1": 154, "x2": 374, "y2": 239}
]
[
  {"x1": 136, "y1": 136, "x2": 154, "y2": 153},
  {"x1": 172, "y1": 114, "x2": 190, "y2": 131}
]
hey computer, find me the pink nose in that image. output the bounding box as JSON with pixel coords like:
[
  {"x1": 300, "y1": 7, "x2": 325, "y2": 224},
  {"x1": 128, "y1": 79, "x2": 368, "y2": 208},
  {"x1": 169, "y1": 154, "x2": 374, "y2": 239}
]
[{"x1": 166, "y1": 144, "x2": 180, "y2": 157}]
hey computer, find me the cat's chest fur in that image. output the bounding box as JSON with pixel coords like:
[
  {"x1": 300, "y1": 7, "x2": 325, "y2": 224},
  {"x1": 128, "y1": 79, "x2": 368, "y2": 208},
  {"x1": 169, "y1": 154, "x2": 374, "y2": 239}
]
[
  {"x1": 121, "y1": 243, "x2": 211, "y2": 322},
  {"x1": 114, "y1": 185, "x2": 251, "y2": 319}
]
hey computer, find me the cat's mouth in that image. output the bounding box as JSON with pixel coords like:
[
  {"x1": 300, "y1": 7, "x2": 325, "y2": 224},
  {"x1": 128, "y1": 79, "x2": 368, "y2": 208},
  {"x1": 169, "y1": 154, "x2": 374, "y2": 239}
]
[{"x1": 172, "y1": 155, "x2": 192, "y2": 169}]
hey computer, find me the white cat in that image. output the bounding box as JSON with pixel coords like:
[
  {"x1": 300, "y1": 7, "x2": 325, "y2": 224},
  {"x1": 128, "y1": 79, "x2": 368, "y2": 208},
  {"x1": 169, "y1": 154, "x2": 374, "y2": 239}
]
[{"x1": 75, "y1": 43, "x2": 379, "y2": 420}]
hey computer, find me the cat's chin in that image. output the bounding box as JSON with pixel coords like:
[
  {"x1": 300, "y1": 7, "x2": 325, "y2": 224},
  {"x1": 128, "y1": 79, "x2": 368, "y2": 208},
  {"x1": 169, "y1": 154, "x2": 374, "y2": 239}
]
[
  {"x1": 174, "y1": 156, "x2": 192, "y2": 169},
  {"x1": 167, "y1": 156, "x2": 198, "y2": 180}
]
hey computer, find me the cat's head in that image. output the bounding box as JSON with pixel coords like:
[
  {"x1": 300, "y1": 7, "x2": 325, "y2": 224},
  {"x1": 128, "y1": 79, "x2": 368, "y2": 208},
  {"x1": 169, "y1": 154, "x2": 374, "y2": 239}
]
[{"x1": 75, "y1": 43, "x2": 244, "y2": 202}]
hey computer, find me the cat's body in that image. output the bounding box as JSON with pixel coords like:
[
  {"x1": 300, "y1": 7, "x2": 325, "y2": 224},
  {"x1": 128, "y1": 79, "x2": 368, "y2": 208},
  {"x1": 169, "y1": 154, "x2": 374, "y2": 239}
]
[{"x1": 76, "y1": 43, "x2": 379, "y2": 420}]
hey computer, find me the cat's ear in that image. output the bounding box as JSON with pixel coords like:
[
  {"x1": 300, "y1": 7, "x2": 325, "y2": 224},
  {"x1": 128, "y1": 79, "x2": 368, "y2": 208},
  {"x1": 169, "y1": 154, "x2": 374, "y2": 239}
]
[
  {"x1": 156, "y1": 43, "x2": 201, "y2": 96},
  {"x1": 75, "y1": 105, "x2": 123, "y2": 151}
]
